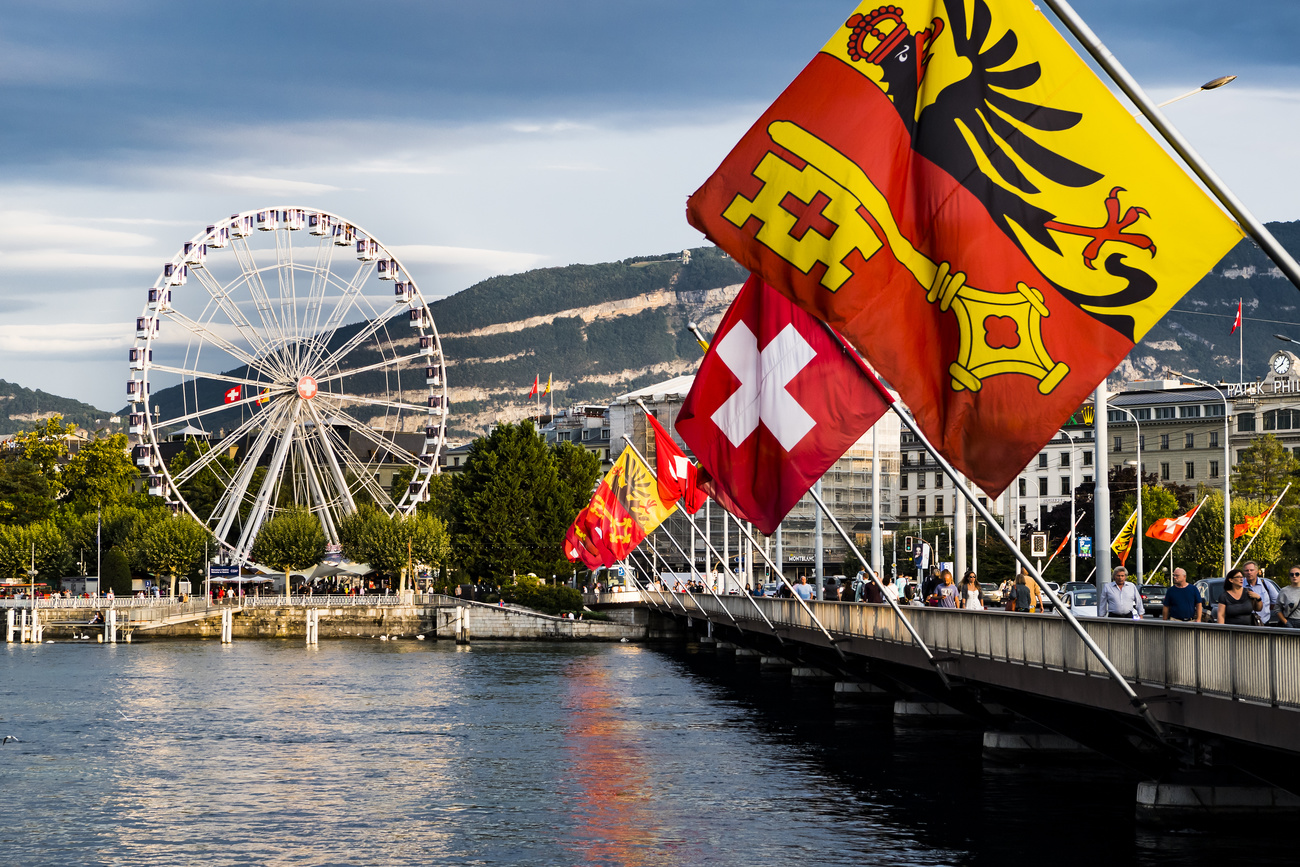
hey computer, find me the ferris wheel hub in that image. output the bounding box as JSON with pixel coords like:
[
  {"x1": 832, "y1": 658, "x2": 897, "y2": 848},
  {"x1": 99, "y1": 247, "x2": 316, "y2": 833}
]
[{"x1": 296, "y1": 376, "x2": 319, "y2": 400}]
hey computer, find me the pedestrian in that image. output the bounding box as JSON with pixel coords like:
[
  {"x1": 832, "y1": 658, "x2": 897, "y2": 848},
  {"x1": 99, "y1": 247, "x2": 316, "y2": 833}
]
[
  {"x1": 1099, "y1": 566, "x2": 1142, "y2": 618},
  {"x1": 1001, "y1": 575, "x2": 1016, "y2": 610},
  {"x1": 937, "y1": 570, "x2": 958, "y2": 608},
  {"x1": 1277, "y1": 566, "x2": 1300, "y2": 629},
  {"x1": 1242, "y1": 561, "x2": 1278, "y2": 625},
  {"x1": 1013, "y1": 572, "x2": 1032, "y2": 613},
  {"x1": 1217, "y1": 568, "x2": 1263, "y2": 626},
  {"x1": 864, "y1": 577, "x2": 884, "y2": 604},
  {"x1": 1025, "y1": 569, "x2": 1042, "y2": 613},
  {"x1": 1161, "y1": 568, "x2": 1202, "y2": 623},
  {"x1": 959, "y1": 572, "x2": 983, "y2": 610},
  {"x1": 792, "y1": 576, "x2": 815, "y2": 602}
]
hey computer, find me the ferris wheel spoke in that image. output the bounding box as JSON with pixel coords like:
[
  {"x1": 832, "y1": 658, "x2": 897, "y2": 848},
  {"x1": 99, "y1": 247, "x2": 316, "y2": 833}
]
[
  {"x1": 165, "y1": 310, "x2": 285, "y2": 380},
  {"x1": 303, "y1": 400, "x2": 357, "y2": 516},
  {"x1": 234, "y1": 402, "x2": 303, "y2": 560},
  {"x1": 312, "y1": 351, "x2": 427, "y2": 386},
  {"x1": 320, "y1": 392, "x2": 433, "y2": 418},
  {"x1": 311, "y1": 312, "x2": 410, "y2": 382},
  {"x1": 303, "y1": 236, "x2": 336, "y2": 361},
  {"x1": 188, "y1": 264, "x2": 279, "y2": 361},
  {"x1": 307, "y1": 261, "x2": 377, "y2": 369},
  {"x1": 171, "y1": 411, "x2": 267, "y2": 486},
  {"x1": 275, "y1": 227, "x2": 303, "y2": 370},
  {"x1": 296, "y1": 435, "x2": 339, "y2": 544},
  {"x1": 317, "y1": 419, "x2": 399, "y2": 511},
  {"x1": 154, "y1": 388, "x2": 291, "y2": 430},
  {"x1": 147, "y1": 363, "x2": 274, "y2": 391},
  {"x1": 211, "y1": 403, "x2": 290, "y2": 543},
  {"x1": 232, "y1": 237, "x2": 294, "y2": 366},
  {"x1": 312, "y1": 400, "x2": 426, "y2": 466}
]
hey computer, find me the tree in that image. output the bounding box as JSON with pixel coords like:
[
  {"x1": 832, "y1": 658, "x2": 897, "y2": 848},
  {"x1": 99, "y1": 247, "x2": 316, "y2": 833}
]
[
  {"x1": 418, "y1": 472, "x2": 455, "y2": 524},
  {"x1": 12, "y1": 416, "x2": 76, "y2": 496},
  {"x1": 139, "y1": 515, "x2": 209, "y2": 597},
  {"x1": 102, "y1": 547, "x2": 133, "y2": 596},
  {"x1": 1177, "y1": 492, "x2": 1284, "y2": 579},
  {"x1": 62, "y1": 433, "x2": 138, "y2": 512},
  {"x1": 0, "y1": 456, "x2": 57, "y2": 525},
  {"x1": 168, "y1": 439, "x2": 237, "y2": 523},
  {"x1": 553, "y1": 440, "x2": 601, "y2": 518},
  {"x1": 406, "y1": 512, "x2": 451, "y2": 579},
  {"x1": 0, "y1": 520, "x2": 73, "y2": 587},
  {"x1": 337, "y1": 508, "x2": 447, "y2": 585},
  {"x1": 250, "y1": 508, "x2": 326, "y2": 586},
  {"x1": 450, "y1": 421, "x2": 568, "y2": 581},
  {"x1": 1233, "y1": 434, "x2": 1298, "y2": 502}
]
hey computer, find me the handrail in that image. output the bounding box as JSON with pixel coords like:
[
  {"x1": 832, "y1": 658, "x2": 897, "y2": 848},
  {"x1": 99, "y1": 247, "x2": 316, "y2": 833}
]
[{"x1": 638, "y1": 591, "x2": 1300, "y2": 710}]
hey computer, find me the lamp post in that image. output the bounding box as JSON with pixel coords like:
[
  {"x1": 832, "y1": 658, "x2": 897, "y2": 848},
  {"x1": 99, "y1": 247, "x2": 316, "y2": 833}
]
[
  {"x1": 1172, "y1": 371, "x2": 1232, "y2": 576},
  {"x1": 1062, "y1": 431, "x2": 1085, "y2": 584},
  {"x1": 1114, "y1": 407, "x2": 1144, "y2": 582}
]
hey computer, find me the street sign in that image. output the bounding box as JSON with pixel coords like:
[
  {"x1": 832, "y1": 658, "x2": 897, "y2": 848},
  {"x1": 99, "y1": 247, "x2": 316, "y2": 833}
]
[
  {"x1": 209, "y1": 565, "x2": 239, "y2": 578},
  {"x1": 1030, "y1": 533, "x2": 1049, "y2": 558},
  {"x1": 1078, "y1": 535, "x2": 1093, "y2": 558}
]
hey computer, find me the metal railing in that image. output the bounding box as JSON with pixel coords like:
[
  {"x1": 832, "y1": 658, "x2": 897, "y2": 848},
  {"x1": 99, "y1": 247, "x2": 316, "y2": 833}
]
[{"x1": 637, "y1": 591, "x2": 1300, "y2": 710}]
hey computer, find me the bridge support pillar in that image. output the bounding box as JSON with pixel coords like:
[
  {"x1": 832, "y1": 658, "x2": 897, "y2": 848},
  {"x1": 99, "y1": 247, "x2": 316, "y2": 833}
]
[
  {"x1": 1136, "y1": 781, "x2": 1300, "y2": 823},
  {"x1": 6, "y1": 608, "x2": 13, "y2": 642},
  {"x1": 305, "y1": 609, "x2": 318, "y2": 645},
  {"x1": 982, "y1": 730, "x2": 1089, "y2": 760},
  {"x1": 733, "y1": 648, "x2": 761, "y2": 661},
  {"x1": 791, "y1": 666, "x2": 834, "y2": 681},
  {"x1": 893, "y1": 700, "x2": 964, "y2": 721},
  {"x1": 834, "y1": 681, "x2": 891, "y2": 700},
  {"x1": 760, "y1": 655, "x2": 792, "y2": 672},
  {"x1": 454, "y1": 607, "x2": 470, "y2": 645},
  {"x1": 221, "y1": 608, "x2": 233, "y2": 644},
  {"x1": 107, "y1": 609, "x2": 117, "y2": 644}
]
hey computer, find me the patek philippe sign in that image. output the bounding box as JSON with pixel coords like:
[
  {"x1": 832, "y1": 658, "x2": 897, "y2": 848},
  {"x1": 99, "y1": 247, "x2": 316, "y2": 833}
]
[{"x1": 1226, "y1": 352, "x2": 1300, "y2": 397}]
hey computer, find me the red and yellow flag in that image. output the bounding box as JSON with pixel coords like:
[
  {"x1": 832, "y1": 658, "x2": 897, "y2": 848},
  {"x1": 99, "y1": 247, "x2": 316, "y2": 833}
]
[
  {"x1": 686, "y1": 0, "x2": 1242, "y2": 496},
  {"x1": 1111, "y1": 510, "x2": 1138, "y2": 567},
  {"x1": 1234, "y1": 504, "x2": 1275, "y2": 540},
  {"x1": 565, "y1": 446, "x2": 676, "y2": 567}
]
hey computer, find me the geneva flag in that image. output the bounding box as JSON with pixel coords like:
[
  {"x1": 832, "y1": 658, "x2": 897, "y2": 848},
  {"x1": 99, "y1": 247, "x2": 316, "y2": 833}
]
[
  {"x1": 676, "y1": 274, "x2": 889, "y2": 535},
  {"x1": 685, "y1": 0, "x2": 1242, "y2": 496},
  {"x1": 564, "y1": 446, "x2": 675, "y2": 567}
]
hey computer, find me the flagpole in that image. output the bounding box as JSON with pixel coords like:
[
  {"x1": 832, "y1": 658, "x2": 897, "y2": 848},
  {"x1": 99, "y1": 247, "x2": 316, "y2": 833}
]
[
  {"x1": 650, "y1": 523, "x2": 737, "y2": 626},
  {"x1": 620, "y1": 434, "x2": 782, "y2": 636},
  {"x1": 1041, "y1": 0, "x2": 1300, "y2": 293},
  {"x1": 1239, "y1": 298, "x2": 1244, "y2": 382},
  {"x1": 626, "y1": 545, "x2": 690, "y2": 615},
  {"x1": 821, "y1": 322, "x2": 1166, "y2": 739},
  {"x1": 1145, "y1": 496, "x2": 1208, "y2": 581},
  {"x1": 1044, "y1": 510, "x2": 1087, "y2": 573},
  {"x1": 1232, "y1": 483, "x2": 1291, "y2": 570},
  {"x1": 805, "y1": 485, "x2": 951, "y2": 687}
]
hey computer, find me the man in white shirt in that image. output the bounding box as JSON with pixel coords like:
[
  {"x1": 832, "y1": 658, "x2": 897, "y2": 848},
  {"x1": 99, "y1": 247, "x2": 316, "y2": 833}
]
[
  {"x1": 1099, "y1": 566, "x2": 1142, "y2": 618},
  {"x1": 1242, "y1": 561, "x2": 1278, "y2": 625},
  {"x1": 793, "y1": 576, "x2": 815, "y2": 601}
]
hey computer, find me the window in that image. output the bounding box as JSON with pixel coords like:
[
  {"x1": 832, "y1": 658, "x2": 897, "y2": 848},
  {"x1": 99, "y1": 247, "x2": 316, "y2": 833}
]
[
  {"x1": 1185, "y1": 461, "x2": 1195, "y2": 480},
  {"x1": 1205, "y1": 404, "x2": 1225, "y2": 417},
  {"x1": 979, "y1": 497, "x2": 987, "y2": 508},
  {"x1": 901, "y1": 453, "x2": 910, "y2": 466},
  {"x1": 901, "y1": 474, "x2": 909, "y2": 490},
  {"x1": 901, "y1": 497, "x2": 909, "y2": 516},
  {"x1": 1185, "y1": 432, "x2": 1195, "y2": 449},
  {"x1": 1239, "y1": 412, "x2": 1257, "y2": 432},
  {"x1": 1160, "y1": 462, "x2": 1170, "y2": 480},
  {"x1": 1210, "y1": 431, "x2": 1219, "y2": 448},
  {"x1": 1038, "y1": 453, "x2": 1048, "y2": 468},
  {"x1": 935, "y1": 472, "x2": 943, "y2": 488},
  {"x1": 1083, "y1": 451, "x2": 1093, "y2": 466},
  {"x1": 556, "y1": 431, "x2": 571, "y2": 441},
  {"x1": 1060, "y1": 476, "x2": 1070, "y2": 495},
  {"x1": 835, "y1": 491, "x2": 842, "y2": 503},
  {"x1": 1155, "y1": 406, "x2": 1176, "y2": 420},
  {"x1": 1238, "y1": 450, "x2": 1248, "y2": 463},
  {"x1": 1134, "y1": 408, "x2": 1152, "y2": 420},
  {"x1": 935, "y1": 496, "x2": 944, "y2": 514},
  {"x1": 1060, "y1": 451, "x2": 1070, "y2": 467},
  {"x1": 1114, "y1": 435, "x2": 1123, "y2": 451},
  {"x1": 1107, "y1": 410, "x2": 1125, "y2": 422},
  {"x1": 918, "y1": 472, "x2": 927, "y2": 489},
  {"x1": 918, "y1": 498, "x2": 927, "y2": 516},
  {"x1": 1038, "y1": 476, "x2": 1048, "y2": 496},
  {"x1": 600, "y1": 429, "x2": 610, "y2": 441},
  {"x1": 1266, "y1": 409, "x2": 1294, "y2": 431},
  {"x1": 1179, "y1": 405, "x2": 1201, "y2": 419},
  {"x1": 1018, "y1": 478, "x2": 1027, "y2": 497},
  {"x1": 1083, "y1": 475, "x2": 1092, "y2": 485},
  {"x1": 1210, "y1": 461, "x2": 1219, "y2": 479},
  {"x1": 1160, "y1": 434, "x2": 1170, "y2": 450},
  {"x1": 1019, "y1": 505, "x2": 1027, "y2": 523},
  {"x1": 1139, "y1": 434, "x2": 1146, "y2": 450}
]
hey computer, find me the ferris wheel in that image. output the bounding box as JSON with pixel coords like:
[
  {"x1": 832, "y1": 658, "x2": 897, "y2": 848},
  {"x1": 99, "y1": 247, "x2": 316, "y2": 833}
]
[{"x1": 127, "y1": 207, "x2": 448, "y2": 564}]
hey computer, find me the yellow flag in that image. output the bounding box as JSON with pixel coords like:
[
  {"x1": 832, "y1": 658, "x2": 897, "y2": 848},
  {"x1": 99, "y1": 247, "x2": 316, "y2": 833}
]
[
  {"x1": 544, "y1": 373, "x2": 552, "y2": 394},
  {"x1": 1111, "y1": 509, "x2": 1138, "y2": 566}
]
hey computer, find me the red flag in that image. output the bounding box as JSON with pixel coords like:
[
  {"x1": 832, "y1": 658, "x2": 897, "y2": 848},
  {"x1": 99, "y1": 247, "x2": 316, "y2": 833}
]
[
  {"x1": 564, "y1": 507, "x2": 607, "y2": 570},
  {"x1": 1146, "y1": 502, "x2": 1202, "y2": 544},
  {"x1": 1231, "y1": 301, "x2": 1242, "y2": 334},
  {"x1": 564, "y1": 447, "x2": 676, "y2": 567},
  {"x1": 675, "y1": 274, "x2": 889, "y2": 535},
  {"x1": 223, "y1": 385, "x2": 241, "y2": 404},
  {"x1": 1234, "y1": 503, "x2": 1275, "y2": 540},
  {"x1": 645, "y1": 411, "x2": 706, "y2": 514},
  {"x1": 527, "y1": 375, "x2": 539, "y2": 397},
  {"x1": 684, "y1": 2, "x2": 1240, "y2": 497}
]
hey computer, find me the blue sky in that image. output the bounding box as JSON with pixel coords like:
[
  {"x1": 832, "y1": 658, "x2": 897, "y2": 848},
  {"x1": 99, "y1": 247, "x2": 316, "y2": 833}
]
[{"x1": 2, "y1": 0, "x2": 1298, "y2": 406}]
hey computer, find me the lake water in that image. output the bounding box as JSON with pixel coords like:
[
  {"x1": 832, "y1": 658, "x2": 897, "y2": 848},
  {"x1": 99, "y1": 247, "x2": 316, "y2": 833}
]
[{"x1": 0, "y1": 638, "x2": 1288, "y2": 866}]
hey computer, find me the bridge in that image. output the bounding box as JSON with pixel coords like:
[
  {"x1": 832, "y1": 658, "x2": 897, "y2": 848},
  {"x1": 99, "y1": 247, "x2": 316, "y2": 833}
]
[{"x1": 601, "y1": 589, "x2": 1300, "y2": 817}]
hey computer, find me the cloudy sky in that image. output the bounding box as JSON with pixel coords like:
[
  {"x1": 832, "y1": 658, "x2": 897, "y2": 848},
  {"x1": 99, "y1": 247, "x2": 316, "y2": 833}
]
[{"x1": 2, "y1": 0, "x2": 1297, "y2": 407}]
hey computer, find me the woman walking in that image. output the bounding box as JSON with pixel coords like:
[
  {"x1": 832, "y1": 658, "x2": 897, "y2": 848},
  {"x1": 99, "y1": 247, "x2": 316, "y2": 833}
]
[
  {"x1": 959, "y1": 571, "x2": 983, "y2": 610},
  {"x1": 1013, "y1": 572, "x2": 1033, "y2": 613},
  {"x1": 1217, "y1": 568, "x2": 1263, "y2": 626}
]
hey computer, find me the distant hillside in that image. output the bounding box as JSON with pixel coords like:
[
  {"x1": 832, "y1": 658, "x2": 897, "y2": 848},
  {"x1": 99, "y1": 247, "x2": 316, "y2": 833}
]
[{"x1": 0, "y1": 379, "x2": 114, "y2": 434}]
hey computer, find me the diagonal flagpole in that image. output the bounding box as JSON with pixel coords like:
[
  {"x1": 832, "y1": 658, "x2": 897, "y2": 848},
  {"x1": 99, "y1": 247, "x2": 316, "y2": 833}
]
[
  {"x1": 624, "y1": 544, "x2": 689, "y2": 614},
  {"x1": 1145, "y1": 495, "x2": 1209, "y2": 580},
  {"x1": 821, "y1": 322, "x2": 1167, "y2": 739},
  {"x1": 646, "y1": 521, "x2": 740, "y2": 627},
  {"x1": 1232, "y1": 483, "x2": 1291, "y2": 570},
  {"x1": 1043, "y1": 510, "x2": 1087, "y2": 573}
]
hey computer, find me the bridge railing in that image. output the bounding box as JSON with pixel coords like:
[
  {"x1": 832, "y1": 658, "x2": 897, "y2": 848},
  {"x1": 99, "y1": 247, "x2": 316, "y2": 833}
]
[{"x1": 643, "y1": 592, "x2": 1300, "y2": 710}]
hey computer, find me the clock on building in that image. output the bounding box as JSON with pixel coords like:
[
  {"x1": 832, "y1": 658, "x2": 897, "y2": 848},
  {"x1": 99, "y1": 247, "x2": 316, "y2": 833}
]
[{"x1": 1272, "y1": 352, "x2": 1293, "y2": 377}]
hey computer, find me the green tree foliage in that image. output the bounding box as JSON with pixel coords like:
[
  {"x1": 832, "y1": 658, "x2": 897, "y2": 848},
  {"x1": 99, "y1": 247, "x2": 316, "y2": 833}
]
[
  {"x1": 0, "y1": 456, "x2": 57, "y2": 525},
  {"x1": 1232, "y1": 434, "x2": 1298, "y2": 502},
  {"x1": 450, "y1": 421, "x2": 571, "y2": 581},
  {"x1": 102, "y1": 547, "x2": 132, "y2": 596},
  {"x1": 250, "y1": 508, "x2": 326, "y2": 580},
  {"x1": 338, "y1": 507, "x2": 450, "y2": 581},
  {"x1": 140, "y1": 515, "x2": 209, "y2": 596},
  {"x1": 553, "y1": 441, "x2": 601, "y2": 518},
  {"x1": 1178, "y1": 492, "x2": 1284, "y2": 579},
  {"x1": 499, "y1": 573, "x2": 584, "y2": 615},
  {"x1": 168, "y1": 440, "x2": 237, "y2": 523},
  {"x1": 1113, "y1": 484, "x2": 1180, "y2": 582},
  {"x1": 0, "y1": 520, "x2": 73, "y2": 585},
  {"x1": 419, "y1": 472, "x2": 455, "y2": 524},
  {"x1": 13, "y1": 416, "x2": 76, "y2": 497},
  {"x1": 63, "y1": 433, "x2": 138, "y2": 511}
]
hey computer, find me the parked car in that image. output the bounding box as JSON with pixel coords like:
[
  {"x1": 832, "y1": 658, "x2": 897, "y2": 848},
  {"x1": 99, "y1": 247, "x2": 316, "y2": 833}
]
[
  {"x1": 979, "y1": 582, "x2": 1001, "y2": 606},
  {"x1": 1138, "y1": 584, "x2": 1168, "y2": 617},
  {"x1": 1063, "y1": 581, "x2": 1092, "y2": 594},
  {"x1": 1195, "y1": 577, "x2": 1282, "y2": 624},
  {"x1": 1040, "y1": 581, "x2": 1061, "y2": 611},
  {"x1": 1060, "y1": 587, "x2": 1099, "y2": 618}
]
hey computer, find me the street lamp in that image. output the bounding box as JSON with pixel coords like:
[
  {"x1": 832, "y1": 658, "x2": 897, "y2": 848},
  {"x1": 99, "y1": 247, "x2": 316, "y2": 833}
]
[
  {"x1": 1062, "y1": 431, "x2": 1086, "y2": 584},
  {"x1": 1156, "y1": 75, "x2": 1237, "y2": 108},
  {"x1": 1113, "y1": 406, "x2": 1144, "y2": 582},
  {"x1": 1171, "y1": 371, "x2": 1232, "y2": 576}
]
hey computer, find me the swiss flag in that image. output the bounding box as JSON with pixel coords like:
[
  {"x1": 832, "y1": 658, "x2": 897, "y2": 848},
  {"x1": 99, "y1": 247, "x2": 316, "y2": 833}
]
[
  {"x1": 645, "y1": 411, "x2": 706, "y2": 514},
  {"x1": 1231, "y1": 301, "x2": 1242, "y2": 334},
  {"x1": 223, "y1": 386, "x2": 241, "y2": 404},
  {"x1": 1146, "y1": 502, "x2": 1202, "y2": 543},
  {"x1": 676, "y1": 274, "x2": 890, "y2": 535},
  {"x1": 564, "y1": 507, "x2": 607, "y2": 570}
]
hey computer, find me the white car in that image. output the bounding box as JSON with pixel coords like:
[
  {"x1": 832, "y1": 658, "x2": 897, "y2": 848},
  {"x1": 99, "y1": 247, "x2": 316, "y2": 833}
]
[{"x1": 1059, "y1": 588, "x2": 1099, "y2": 618}]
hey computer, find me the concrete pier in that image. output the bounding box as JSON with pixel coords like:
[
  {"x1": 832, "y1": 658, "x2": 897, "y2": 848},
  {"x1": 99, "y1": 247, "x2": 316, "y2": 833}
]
[{"x1": 1136, "y1": 781, "x2": 1300, "y2": 823}]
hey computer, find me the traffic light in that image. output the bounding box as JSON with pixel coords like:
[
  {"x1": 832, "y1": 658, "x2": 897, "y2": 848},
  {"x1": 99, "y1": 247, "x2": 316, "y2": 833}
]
[{"x1": 904, "y1": 535, "x2": 914, "y2": 553}]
